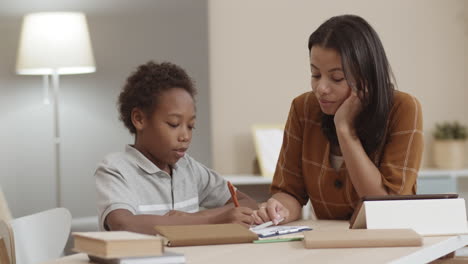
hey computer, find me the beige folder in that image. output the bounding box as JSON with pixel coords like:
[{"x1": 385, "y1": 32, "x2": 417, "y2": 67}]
[
  {"x1": 303, "y1": 229, "x2": 422, "y2": 249},
  {"x1": 154, "y1": 224, "x2": 258, "y2": 247}
]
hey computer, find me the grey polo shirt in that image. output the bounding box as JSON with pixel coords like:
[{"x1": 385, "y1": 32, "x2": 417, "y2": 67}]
[{"x1": 95, "y1": 145, "x2": 231, "y2": 230}]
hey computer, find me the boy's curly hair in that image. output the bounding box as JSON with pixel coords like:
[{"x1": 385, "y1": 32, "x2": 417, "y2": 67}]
[{"x1": 118, "y1": 61, "x2": 196, "y2": 134}]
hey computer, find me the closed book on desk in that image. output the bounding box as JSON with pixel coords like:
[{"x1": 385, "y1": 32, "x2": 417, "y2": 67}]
[
  {"x1": 72, "y1": 231, "x2": 164, "y2": 258},
  {"x1": 88, "y1": 251, "x2": 185, "y2": 264},
  {"x1": 303, "y1": 229, "x2": 422, "y2": 249},
  {"x1": 154, "y1": 224, "x2": 258, "y2": 246}
]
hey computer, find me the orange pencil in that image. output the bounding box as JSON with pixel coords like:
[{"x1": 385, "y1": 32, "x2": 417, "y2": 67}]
[{"x1": 227, "y1": 181, "x2": 240, "y2": 207}]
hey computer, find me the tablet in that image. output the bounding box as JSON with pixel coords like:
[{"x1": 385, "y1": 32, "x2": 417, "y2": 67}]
[
  {"x1": 349, "y1": 194, "x2": 458, "y2": 229},
  {"x1": 361, "y1": 193, "x2": 458, "y2": 202}
]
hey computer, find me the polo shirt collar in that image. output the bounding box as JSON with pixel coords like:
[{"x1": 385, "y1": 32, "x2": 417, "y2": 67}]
[{"x1": 125, "y1": 145, "x2": 184, "y2": 174}]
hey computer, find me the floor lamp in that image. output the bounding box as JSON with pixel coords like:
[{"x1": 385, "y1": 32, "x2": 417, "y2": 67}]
[{"x1": 16, "y1": 12, "x2": 96, "y2": 207}]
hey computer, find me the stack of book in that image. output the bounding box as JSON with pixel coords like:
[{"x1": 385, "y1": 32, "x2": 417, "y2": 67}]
[{"x1": 72, "y1": 231, "x2": 185, "y2": 264}]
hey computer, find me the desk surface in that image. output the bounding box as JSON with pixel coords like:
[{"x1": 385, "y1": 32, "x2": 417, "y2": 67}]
[{"x1": 43, "y1": 220, "x2": 468, "y2": 264}]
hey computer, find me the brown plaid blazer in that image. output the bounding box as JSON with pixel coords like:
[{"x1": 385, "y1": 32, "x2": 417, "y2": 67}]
[{"x1": 271, "y1": 90, "x2": 423, "y2": 219}]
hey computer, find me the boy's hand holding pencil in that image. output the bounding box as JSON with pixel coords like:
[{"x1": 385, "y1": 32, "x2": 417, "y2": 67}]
[
  {"x1": 213, "y1": 206, "x2": 254, "y2": 228},
  {"x1": 210, "y1": 181, "x2": 254, "y2": 228}
]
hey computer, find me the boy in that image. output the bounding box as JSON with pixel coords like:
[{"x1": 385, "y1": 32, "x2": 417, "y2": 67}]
[{"x1": 95, "y1": 61, "x2": 258, "y2": 235}]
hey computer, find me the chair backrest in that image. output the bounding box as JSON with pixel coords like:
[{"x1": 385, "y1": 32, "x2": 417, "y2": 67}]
[
  {"x1": 0, "y1": 208, "x2": 71, "y2": 264},
  {"x1": 0, "y1": 221, "x2": 13, "y2": 264},
  {"x1": 0, "y1": 186, "x2": 12, "y2": 223},
  {"x1": 0, "y1": 237, "x2": 10, "y2": 264}
]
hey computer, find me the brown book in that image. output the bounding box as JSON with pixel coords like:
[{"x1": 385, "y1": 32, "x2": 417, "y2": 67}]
[
  {"x1": 72, "y1": 231, "x2": 164, "y2": 258},
  {"x1": 303, "y1": 229, "x2": 422, "y2": 249},
  {"x1": 154, "y1": 224, "x2": 258, "y2": 247},
  {"x1": 87, "y1": 251, "x2": 185, "y2": 264}
]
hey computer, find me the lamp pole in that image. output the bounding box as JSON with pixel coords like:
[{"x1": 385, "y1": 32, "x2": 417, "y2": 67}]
[{"x1": 52, "y1": 70, "x2": 61, "y2": 207}]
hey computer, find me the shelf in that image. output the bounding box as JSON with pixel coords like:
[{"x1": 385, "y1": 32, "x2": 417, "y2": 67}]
[
  {"x1": 223, "y1": 169, "x2": 468, "y2": 186},
  {"x1": 419, "y1": 169, "x2": 468, "y2": 178}
]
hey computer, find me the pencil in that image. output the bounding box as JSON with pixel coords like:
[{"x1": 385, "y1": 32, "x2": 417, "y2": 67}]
[{"x1": 227, "y1": 181, "x2": 240, "y2": 207}]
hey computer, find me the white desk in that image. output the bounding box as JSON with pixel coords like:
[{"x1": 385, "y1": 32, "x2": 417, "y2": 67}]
[{"x1": 43, "y1": 220, "x2": 468, "y2": 264}]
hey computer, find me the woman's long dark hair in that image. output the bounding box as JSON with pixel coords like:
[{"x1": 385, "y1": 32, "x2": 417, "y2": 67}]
[{"x1": 308, "y1": 15, "x2": 395, "y2": 156}]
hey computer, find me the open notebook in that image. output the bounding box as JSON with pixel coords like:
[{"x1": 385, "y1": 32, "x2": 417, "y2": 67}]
[{"x1": 250, "y1": 225, "x2": 312, "y2": 238}]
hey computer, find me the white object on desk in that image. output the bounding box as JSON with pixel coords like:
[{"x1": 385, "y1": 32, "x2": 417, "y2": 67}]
[
  {"x1": 352, "y1": 198, "x2": 468, "y2": 236},
  {"x1": 251, "y1": 225, "x2": 312, "y2": 238},
  {"x1": 250, "y1": 218, "x2": 285, "y2": 231}
]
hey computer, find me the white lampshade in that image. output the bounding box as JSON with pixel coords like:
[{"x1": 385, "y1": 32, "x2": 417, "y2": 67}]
[{"x1": 16, "y1": 12, "x2": 96, "y2": 75}]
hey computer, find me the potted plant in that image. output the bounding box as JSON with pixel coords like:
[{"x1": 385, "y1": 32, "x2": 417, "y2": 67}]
[{"x1": 432, "y1": 122, "x2": 467, "y2": 169}]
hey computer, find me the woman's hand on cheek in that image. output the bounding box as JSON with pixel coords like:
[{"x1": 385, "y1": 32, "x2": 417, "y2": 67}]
[{"x1": 334, "y1": 91, "x2": 363, "y2": 134}]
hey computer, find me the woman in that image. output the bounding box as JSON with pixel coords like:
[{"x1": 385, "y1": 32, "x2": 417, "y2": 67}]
[{"x1": 255, "y1": 14, "x2": 423, "y2": 224}]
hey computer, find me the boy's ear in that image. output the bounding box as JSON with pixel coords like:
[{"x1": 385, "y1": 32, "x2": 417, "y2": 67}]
[{"x1": 131, "y1": 108, "x2": 146, "y2": 131}]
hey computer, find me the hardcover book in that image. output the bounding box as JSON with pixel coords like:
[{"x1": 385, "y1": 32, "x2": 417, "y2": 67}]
[
  {"x1": 88, "y1": 251, "x2": 185, "y2": 264},
  {"x1": 303, "y1": 229, "x2": 422, "y2": 248},
  {"x1": 72, "y1": 231, "x2": 164, "y2": 258}
]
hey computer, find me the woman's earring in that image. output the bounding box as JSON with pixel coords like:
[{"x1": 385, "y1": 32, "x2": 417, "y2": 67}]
[{"x1": 350, "y1": 83, "x2": 357, "y2": 93}]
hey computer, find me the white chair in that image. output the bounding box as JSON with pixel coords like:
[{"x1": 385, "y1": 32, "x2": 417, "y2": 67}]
[
  {"x1": 0, "y1": 186, "x2": 12, "y2": 223},
  {"x1": 0, "y1": 208, "x2": 71, "y2": 264},
  {"x1": 63, "y1": 215, "x2": 99, "y2": 255}
]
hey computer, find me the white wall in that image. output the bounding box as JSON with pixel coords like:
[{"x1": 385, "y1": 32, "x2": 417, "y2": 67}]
[
  {"x1": 208, "y1": 0, "x2": 468, "y2": 174},
  {"x1": 2, "y1": 0, "x2": 468, "y2": 219},
  {"x1": 0, "y1": 0, "x2": 211, "y2": 218}
]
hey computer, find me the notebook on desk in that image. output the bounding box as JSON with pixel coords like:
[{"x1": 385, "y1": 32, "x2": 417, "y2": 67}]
[
  {"x1": 251, "y1": 225, "x2": 312, "y2": 238},
  {"x1": 154, "y1": 224, "x2": 258, "y2": 247},
  {"x1": 88, "y1": 251, "x2": 185, "y2": 264},
  {"x1": 303, "y1": 229, "x2": 422, "y2": 249}
]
